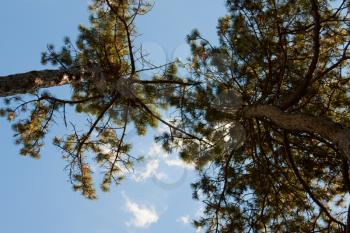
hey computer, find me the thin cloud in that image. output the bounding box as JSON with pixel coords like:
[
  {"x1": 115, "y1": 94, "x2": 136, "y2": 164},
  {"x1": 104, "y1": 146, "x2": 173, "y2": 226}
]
[
  {"x1": 156, "y1": 123, "x2": 170, "y2": 134},
  {"x1": 165, "y1": 159, "x2": 195, "y2": 170},
  {"x1": 123, "y1": 194, "x2": 159, "y2": 228},
  {"x1": 148, "y1": 142, "x2": 168, "y2": 159},
  {"x1": 132, "y1": 159, "x2": 167, "y2": 182},
  {"x1": 176, "y1": 215, "x2": 191, "y2": 224}
]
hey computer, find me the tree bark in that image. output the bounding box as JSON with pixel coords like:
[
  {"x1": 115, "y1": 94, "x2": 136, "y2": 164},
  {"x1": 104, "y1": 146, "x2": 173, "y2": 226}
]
[
  {"x1": 2, "y1": 69, "x2": 350, "y2": 162},
  {"x1": 243, "y1": 105, "x2": 350, "y2": 161},
  {"x1": 0, "y1": 69, "x2": 79, "y2": 97}
]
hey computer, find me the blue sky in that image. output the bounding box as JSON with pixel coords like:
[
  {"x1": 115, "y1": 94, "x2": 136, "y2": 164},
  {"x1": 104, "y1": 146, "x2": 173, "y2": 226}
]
[{"x1": 0, "y1": 1, "x2": 226, "y2": 233}]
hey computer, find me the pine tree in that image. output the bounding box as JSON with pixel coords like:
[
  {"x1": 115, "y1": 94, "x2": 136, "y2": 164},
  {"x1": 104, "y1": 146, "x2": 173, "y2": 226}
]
[
  {"x1": 165, "y1": 0, "x2": 350, "y2": 231},
  {"x1": 0, "y1": 0, "x2": 191, "y2": 199},
  {"x1": 2, "y1": 0, "x2": 350, "y2": 231}
]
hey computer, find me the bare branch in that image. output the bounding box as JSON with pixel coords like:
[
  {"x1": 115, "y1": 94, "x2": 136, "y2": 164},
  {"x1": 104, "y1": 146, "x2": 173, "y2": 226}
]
[{"x1": 0, "y1": 69, "x2": 80, "y2": 97}]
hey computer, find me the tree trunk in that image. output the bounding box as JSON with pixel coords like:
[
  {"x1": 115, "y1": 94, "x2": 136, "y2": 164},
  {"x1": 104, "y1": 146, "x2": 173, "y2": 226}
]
[
  {"x1": 0, "y1": 69, "x2": 80, "y2": 97},
  {"x1": 2, "y1": 70, "x2": 350, "y2": 162},
  {"x1": 243, "y1": 105, "x2": 350, "y2": 161}
]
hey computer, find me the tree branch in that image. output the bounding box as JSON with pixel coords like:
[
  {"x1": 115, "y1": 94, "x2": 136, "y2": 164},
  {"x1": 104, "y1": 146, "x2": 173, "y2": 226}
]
[
  {"x1": 280, "y1": 0, "x2": 321, "y2": 109},
  {"x1": 283, "y1": 132, "x2": 345, "y2": 228},
  {"x1": 0, "y1": 69, "x2": 80, "y2": 97},
  {"x1": 243, "y1": 105, "x2": 350, "y2": 161}
]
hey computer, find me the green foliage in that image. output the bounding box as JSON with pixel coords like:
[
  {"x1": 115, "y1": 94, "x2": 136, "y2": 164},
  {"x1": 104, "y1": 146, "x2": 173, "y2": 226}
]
[
  {"x1": 157, "y1": 0, "x2": 350, "y2": 231},
  {"x1": 4, "y1": 0, "x2": 350, "y2": 232},
  {"x1": 3, "y1": 0, "x2": 162, "y2": 199}
]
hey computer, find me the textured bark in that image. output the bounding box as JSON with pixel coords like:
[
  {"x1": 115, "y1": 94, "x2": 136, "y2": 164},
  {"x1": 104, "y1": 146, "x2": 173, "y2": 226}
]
[
  {"x1": 0, "y1": 69, "x2": 79, "y2": 97},
  {"x1": 243, "y1": 105, "x2": 350, "y2": 161}
]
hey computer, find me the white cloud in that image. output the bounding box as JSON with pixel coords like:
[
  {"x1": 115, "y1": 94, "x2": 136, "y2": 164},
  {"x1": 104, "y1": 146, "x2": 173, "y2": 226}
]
[
  {"x1": 156, "y1": 123, "x2": 170, "y2": 134},
  {"x1": 177, "y1": 215, "x2": 191, "y2": 224},
  {"x1": 148, "y1": 143, "x2": 168, "y2": 159},
  {"x1": 124, "y1": 195, "x2": 159, "y2": 228},
  {"x1": 132, "y1": 159, "x2": 167, "y2": 182},
  {"x1": 165, "y1": 159, "x2": 195, "y2": 170}
]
